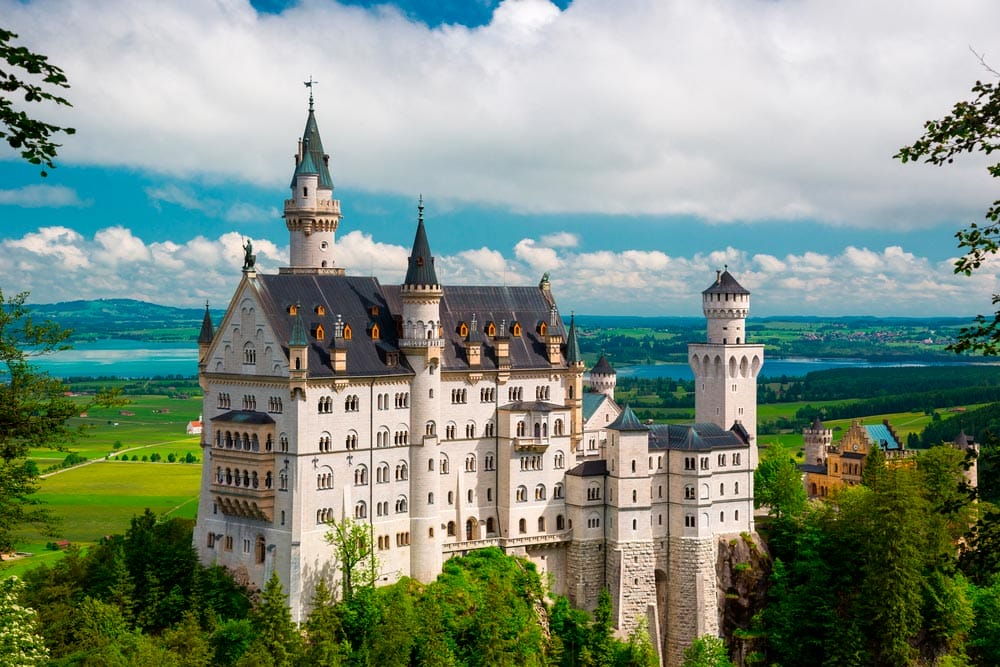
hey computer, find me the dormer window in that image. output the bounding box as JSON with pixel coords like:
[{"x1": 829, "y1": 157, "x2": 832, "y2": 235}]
[
  {"x1": 369, "y1": 323, "x2": 381, "y2": 340},
  {"x1": 486, "y1": 321, "x2": 496, "y2": 337},
  {"x1": 343, "y1": 324, "x2": 353, "y2": 341},
  {"x1": 538, "y1": 321, "x2": 547, "y2": 336},
  {"x1": 370, "y1": 305, "x2": 380, "y2": 317},
  {"x1": 313, "y1": 325, "x2": 325, "y2": 341},
  {"x1": 511, "y1": 321, "x2": 522, "y2": 337},
  {"x1": 288, "y1": 305, "x2": 298, "y2": 316},
  {"x1": 315, "y1": 305, "x2": 326, "y2": 316},
  {"x1": 458, "y1": 322, "x2": 469, "y2": 338},
  {"x1": 416, "y1": 256, "x2": 424, "y2": 267},
  {"x1": 386, "y1": 351, "x2": 399, "y2": 368}
]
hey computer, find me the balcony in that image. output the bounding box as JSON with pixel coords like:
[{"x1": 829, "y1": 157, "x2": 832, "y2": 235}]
[
  {"x1": 513, "y1": 438, "x2": 548, "y2": 453},
  {"x1": 442, "y1": 529, "x2": 571, "y2": 554}
]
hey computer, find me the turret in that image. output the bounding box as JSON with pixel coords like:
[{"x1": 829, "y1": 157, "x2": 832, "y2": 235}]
[
  {"x1": 590, "y1": 354, "x2": 616, "y2": 400},
  {"x1": 565, "y1": 314, "x2": 585, "y2": 453},
  {"x1": 400, "y1": 198, "x2": 444, "y2": 582},
  {"x1": 702, "y1": 267, "x2": 750, "y2": 345},
  {"x1": 288, "y1": 307, "x2": 308, "y2": 399},
  {"x1": 281, "y1": 91, "x2": 344, "y2": 275},
  {"x1": 803, "y1": 415, "x2": 833, "y2": 466},
  {"x1": 546, "y1": 304, "x2": 563, "y2": 365}
]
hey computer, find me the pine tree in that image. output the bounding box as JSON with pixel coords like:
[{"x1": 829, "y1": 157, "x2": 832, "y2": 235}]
[{"x1": 245, "y1": 572, "x2": 301, "y2": 667}]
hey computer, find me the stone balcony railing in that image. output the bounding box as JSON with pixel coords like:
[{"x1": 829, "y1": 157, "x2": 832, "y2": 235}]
[
  {"x1": 283, "y1": 198, "x2": 341, "y2": 214},
  {"x1": 513, "y1": 438, "x2": 548, "y2": 452},
  {"x1": 398, "y1": 337, "x2": 444, "y2": 348},
  {"x1": 442, "y1": 529, "x2": 572, "y2": 554}
]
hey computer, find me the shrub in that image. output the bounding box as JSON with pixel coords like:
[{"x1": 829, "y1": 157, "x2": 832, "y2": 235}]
[{"x1": 167, "y1": 453, "x2": 177, "y2": 463}]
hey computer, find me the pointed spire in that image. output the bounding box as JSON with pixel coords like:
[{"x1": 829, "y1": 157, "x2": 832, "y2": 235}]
[
  {"x1": 592, "y1": 353, "x2": 615, "y2": 376},
  {"x1": 289, "y1": 306, "x2": 308, "y2": 347},
  {"x1": 198, "y1": 302, "x2": 214, "y2": 345},
  {"x1": 289, "y1": 88, "x2": 333, "y2": 190},
  {"x1": 566, "y1": 312, "x2": 581, "y2": 364},
  {"x1": 404, "y1": 196, "x2": 439, "y2": 286}
]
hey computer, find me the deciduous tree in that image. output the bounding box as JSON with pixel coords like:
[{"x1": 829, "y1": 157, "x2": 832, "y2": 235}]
[
  {"x1": 324, "y1": 517, "x2": 379, "y2": 602},
  {"x1": 896, "y1": 63, "x2": 1000, "y2": 355},
  {"x1": 0, "y1": 27, "x2": 74, "y2": 176}
]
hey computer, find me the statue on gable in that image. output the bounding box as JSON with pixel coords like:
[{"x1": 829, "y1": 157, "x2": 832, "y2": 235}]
[{"x1": 243, "y1": 239, "x2": 256, "y2": 271}]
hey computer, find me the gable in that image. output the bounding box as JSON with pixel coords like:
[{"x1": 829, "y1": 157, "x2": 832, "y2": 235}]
[{"x1": 204, "y1": 280, "x2": 288, "y2": 377}]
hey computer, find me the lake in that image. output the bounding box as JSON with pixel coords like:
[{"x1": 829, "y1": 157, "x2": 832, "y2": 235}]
[
  {"x1": 32, "y1": 339, "x2": 199, "y2": 378},
  {"x1": 30, "y1": 340, "x2": 994, "y2": 380}
]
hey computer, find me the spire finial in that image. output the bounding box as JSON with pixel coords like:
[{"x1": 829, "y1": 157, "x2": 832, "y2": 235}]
[
  {"x1": 304, "y1": 76, "x2": 318, "y2": 111},
  {"x1": 418, "y1": 194, "x2": 424, "y2": 223}
]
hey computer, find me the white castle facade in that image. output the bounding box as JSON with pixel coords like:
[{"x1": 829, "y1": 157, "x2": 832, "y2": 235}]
[{"x1": 193, "y1": 102, "x2": 764, "y2": 665}]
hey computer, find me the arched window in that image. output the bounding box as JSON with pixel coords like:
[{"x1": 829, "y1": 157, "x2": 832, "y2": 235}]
[
  {"x1": 538, "y1": 516, "x2": 545, "y2": 532},
  {"x1": 554, "y1": 419, "x2": 564, "y2": 436},
  {"x1": 465, "y1": 454, "x2": 476, "y2": 472},
  {"x1": 535, "y1": 484, "x2": 546, "y2": 501},
  {"x1": 556, "y1": 514, "x2": 565, "y2": 530},
  {"x1": 516, "y1": 421, "x2": 526, "y2": 437},
  {"x1": 440, "y1": 455, "x2": 449, "y2": 474},
  {"x1": 255, "y1": 535, "x2": 266, "y2": 563},
  {"x1": 553, "y1": 451, "x2": 565, "y2": 469},
  {"x1": 395, "y1": 496, "x2": 408, "y2": 513},
  {"x1": 354, "y1": 465, "x2": 368, "y2": 486},
  {"x1": 553, "y1": 483, "x2": 564, "y2": 499},
  {"x1": 243, "y1": 343, "x2": 256, "y2": 365},
  {"x1": 396, "y1": 462, "x2": 408, "y2": 481},
  {"x1": 516, "y1": 485, "x2": 527, "y2": 502},
  {"x1": 518, "y1": 518, "x2": 527, "y2": 534},
  {"x1": 354, "y1": 501, "x2": 367, "y2": 519},
  {"x1": 447, "y1": 521, "x2": 456, "y2": 536},
  {"x1": 377, "y1": 463, "x2": 389, "y2": 484},
  {"x1": 486, "y1": 517, "x2": 495, "y2": 534}
]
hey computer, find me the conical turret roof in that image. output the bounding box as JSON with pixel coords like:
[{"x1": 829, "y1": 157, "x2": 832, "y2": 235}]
[
  {"x1": 289, "y1": 108, "x2": 333, "y2": 190},
  {"x1": 592, "y1": 353, "x2": 615, "y2": 376},
  {"x1": 703, "y1": 269, "x2": 750, "y2": 295},
  {"x1": 198, "y1": 303, "x2": 214, "y2": 345},
  {"x1": 289, "y1": 309, "x2": 308, "y2": 347},
  {"x1": 404, "y1": 200, "x2": 438, "y2": 287},
  {"x1": 566, "y1": 314, "x2": 581, "y2": 364}
]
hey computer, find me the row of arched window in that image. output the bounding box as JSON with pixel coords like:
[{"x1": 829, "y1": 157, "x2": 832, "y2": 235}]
[
  {"x1": 451, "y1": 388, "x2": 468, "y2": 404},
  {"x1": 440, "y1": 420, "x2": 496, "y2": 440},
  {"x1": 216, "y1": 466, "x2": 271, "y2": 490},
  {"x1": 356, "y1": 462, "x2": 409, "y2": 486},
  {"x1": 215, "y1": 430, "x2": 272, "y2": 452},
  {"x1": 514, "y1": 483, "x2": 564, "y2": 501},
  {"x1": 514, "y1": 419, "x2": 564, "y2": 438}
]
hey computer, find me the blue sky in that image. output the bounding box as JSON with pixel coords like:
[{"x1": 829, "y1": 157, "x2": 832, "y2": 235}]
[{"x1": 1, "y1": 0, "x2": 998, "y2": 317}]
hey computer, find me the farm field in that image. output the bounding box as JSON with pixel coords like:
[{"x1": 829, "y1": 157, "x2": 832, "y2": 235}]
[{"x1": 4, "y1": 392, "x2": 205, "y2": 577}]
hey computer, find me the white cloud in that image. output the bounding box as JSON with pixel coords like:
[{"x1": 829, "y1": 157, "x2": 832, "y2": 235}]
[
  {"x1": 3, "y1": 0, "x2": 996, "y2": 229},
  {"x1": 539, "y1": 231, "x2": 579, "y2": 248},
  {"x1": 0, "y1": 184, "x2": 88, "y2": 208},
  {"x1": 0, "y1": 224, "x2": 995, "y2": 317}
]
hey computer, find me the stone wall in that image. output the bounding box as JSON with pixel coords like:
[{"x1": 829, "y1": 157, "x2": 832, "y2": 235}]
[
  {"x1": 607, "y1": 539, "x2": 657, "y2": 637},
  {"x1": 567, "y1": 539, "x2": 605, "y2": 611},
  {"x1": 666, "y1": 535, "x2": 718, "y2": 666}
]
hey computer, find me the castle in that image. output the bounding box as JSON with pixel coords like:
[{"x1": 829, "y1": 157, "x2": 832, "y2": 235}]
[{"x1": 192, "y1": 99, "x2": 764, "y2": 665}]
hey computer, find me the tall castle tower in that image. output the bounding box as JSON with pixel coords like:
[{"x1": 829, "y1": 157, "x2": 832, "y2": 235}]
[
  {"x1": 688, "y1": 269, "x2": 763, "y2": 448},
  {"x1": 400, "y1": 200, "x2": 444, "y2": 582},
  {"x1": 565, "y1": 315, "x2": 585, "y2": 453},
  {"x1": 281, "y1": 90, "x2": 343, "y2": 275},
  {"x1": 605, "y1": 406, "x2": 657, "y2": 637}
]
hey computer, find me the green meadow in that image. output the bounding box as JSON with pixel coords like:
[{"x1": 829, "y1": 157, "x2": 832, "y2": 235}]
[{"x1": 4, "y1": 393, "x2": 205, "y2": 577}]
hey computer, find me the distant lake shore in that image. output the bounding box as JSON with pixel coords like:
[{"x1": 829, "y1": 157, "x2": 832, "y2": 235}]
[{"x1": 25, "y1": 338, "x2": 1000, "y2": 381}]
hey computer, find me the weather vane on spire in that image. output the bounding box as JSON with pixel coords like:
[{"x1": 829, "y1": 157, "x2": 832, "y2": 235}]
[
  {"x1": 304, "y1": 76, "x2": 318, "y2": 111},
  {"x1": 418, "y1": 194, "x2": 424, "y2": 223}
]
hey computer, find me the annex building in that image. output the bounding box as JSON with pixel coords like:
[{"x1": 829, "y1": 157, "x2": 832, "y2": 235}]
[{"x1": 193, "y1": 100, "x2": 764, "y2": 665}]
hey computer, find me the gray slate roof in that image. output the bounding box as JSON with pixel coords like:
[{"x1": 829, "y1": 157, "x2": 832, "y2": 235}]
[
  {"x1": 592, "y1": 353, "x2": 615, "y2": 375},
  {"x1": 384, "y1": 284, "x2": 568, "y2": 372},
  {"x1": 702, "y1": 270, "x2": 750, "y2": 296},
  {"x1": 240, "y1": 275, "x2": 568, "y2": 378},
  {"x1": 253, "y1": 274, "x2": 413, "y2": 378},
  {"x1": 566, "y1": 459, "x2": 608, "y2": 477},
  {"x1": 647, "y1": 423, "x2": 749, "y2": 451},
  {"x1": 212, "y1": 410, "x2": 276, "y2": 425},
  {"x1": 565, "y1": 315, "x2": 581, "y2": 364},
  {"x1": 608, "y1": 405, "x2": 646, "y2": 431}
]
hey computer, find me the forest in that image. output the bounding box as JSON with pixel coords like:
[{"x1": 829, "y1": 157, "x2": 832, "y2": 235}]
[{"x1": 8, "y1": 512, "x2": 661, "y2": 666}]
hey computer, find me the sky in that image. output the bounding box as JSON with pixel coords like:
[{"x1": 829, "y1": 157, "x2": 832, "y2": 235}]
[{"x1": 2, "y1": 0, "x2": 999, "y2": 318}]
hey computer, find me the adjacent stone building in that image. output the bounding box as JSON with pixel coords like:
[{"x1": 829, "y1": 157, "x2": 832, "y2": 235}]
[{"x1": 193, "y1": 100, "x2": 763, "y2": 665}]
